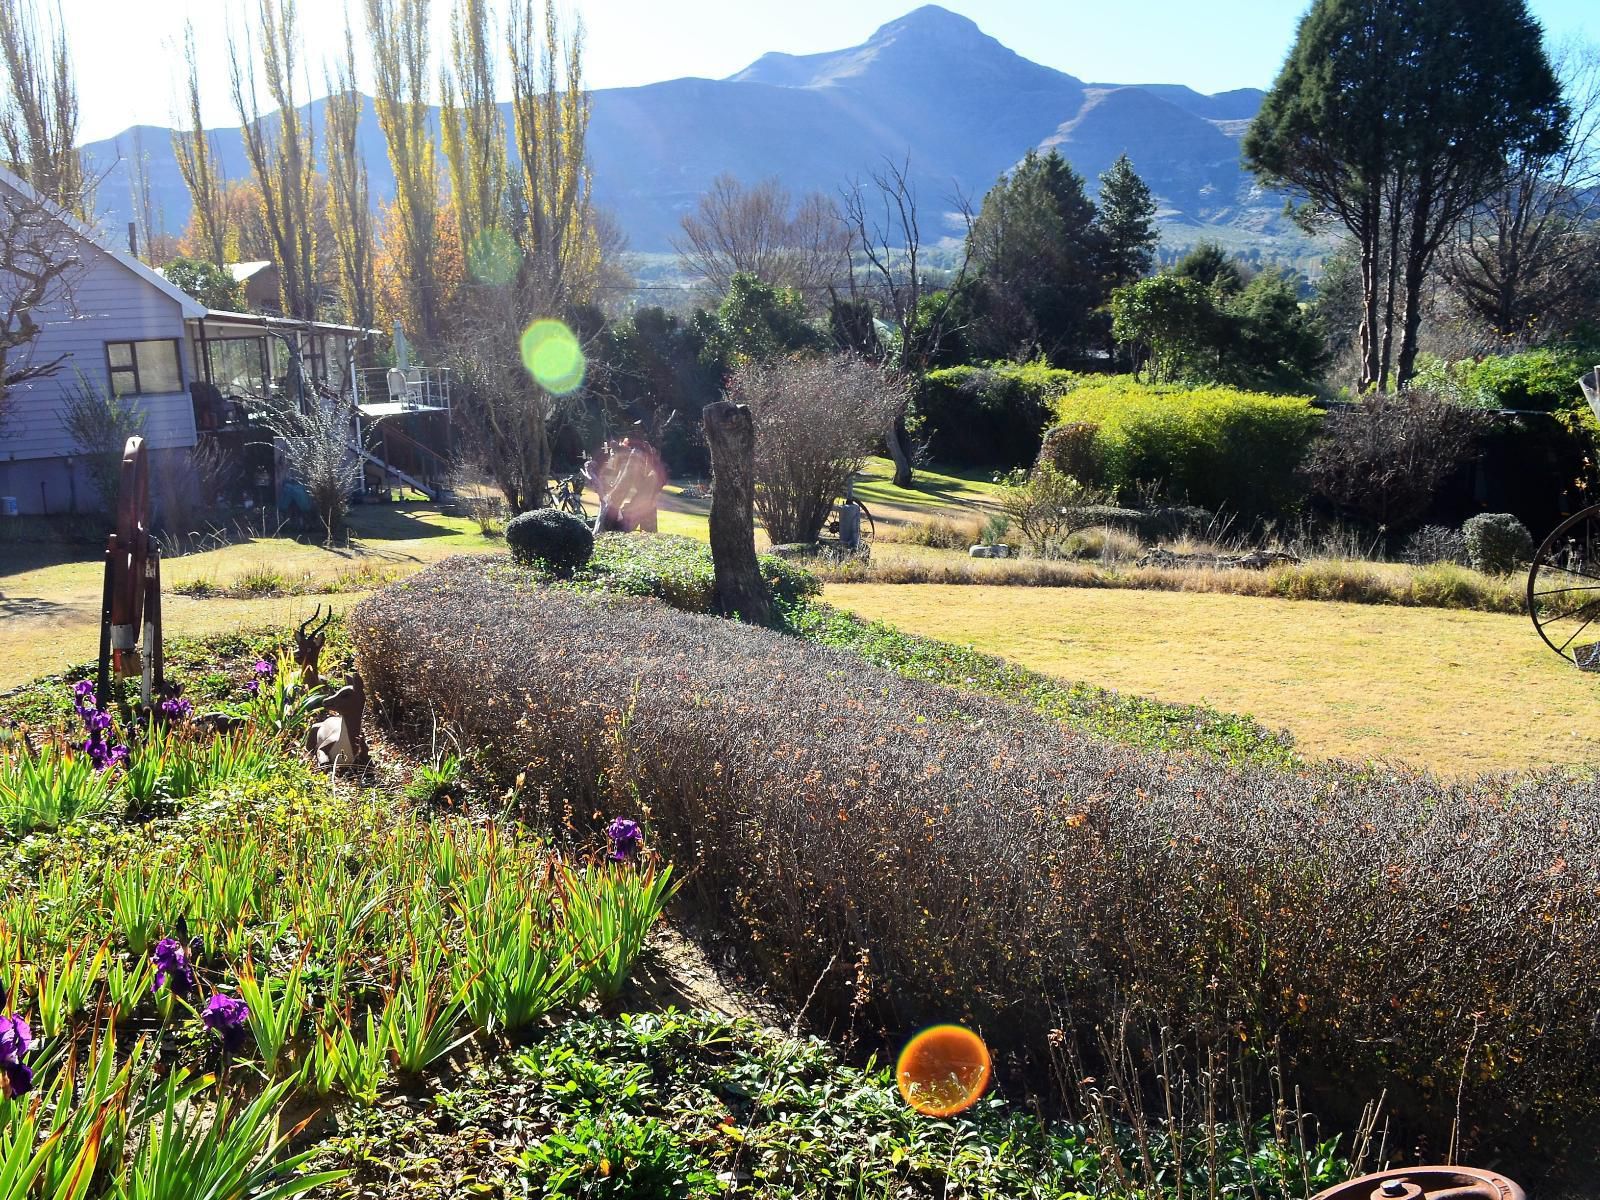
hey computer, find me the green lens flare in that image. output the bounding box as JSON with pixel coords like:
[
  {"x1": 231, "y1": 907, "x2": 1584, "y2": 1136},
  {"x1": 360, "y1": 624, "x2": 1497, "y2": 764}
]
[
  {"x1": 466, "y1": 228, "x2": 519, "y2": 286},
  {"x1": 519, "y1": 320, "x2": 586, "y2": 394}
]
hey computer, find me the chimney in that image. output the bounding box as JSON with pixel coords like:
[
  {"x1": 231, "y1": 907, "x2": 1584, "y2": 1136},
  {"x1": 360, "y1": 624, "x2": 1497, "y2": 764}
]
[{"x1": 126, "y1": 221, "x2": 138, "y2": 259}]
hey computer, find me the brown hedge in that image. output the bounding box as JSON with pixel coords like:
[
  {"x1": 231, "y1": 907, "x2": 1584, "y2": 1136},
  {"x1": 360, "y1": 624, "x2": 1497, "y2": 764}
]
[{"x1": 351, "y1": 555, "x2": 1600, "y2": 1154}]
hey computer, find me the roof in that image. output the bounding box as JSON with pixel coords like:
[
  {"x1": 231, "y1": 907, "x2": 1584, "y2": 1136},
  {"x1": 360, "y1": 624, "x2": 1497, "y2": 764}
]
[
  {"x1": 194, "y1": 308, "x2": 381, "y2": 338},
  {"x1": 0, "y1": 162, "x2": 207, "y2": 320},
  {"x1": 227, "y1": 260, "x2": 274, "y2": 282}
]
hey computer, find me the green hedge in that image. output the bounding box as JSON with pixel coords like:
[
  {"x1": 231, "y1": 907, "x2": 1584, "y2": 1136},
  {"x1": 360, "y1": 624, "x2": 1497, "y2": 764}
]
[
  {"x1": 1055, "y1": 376, "x2": 1322, "y2": 518},
  {"x1": 915, "y1": 362, "x2": 1074, "y2": 469}
]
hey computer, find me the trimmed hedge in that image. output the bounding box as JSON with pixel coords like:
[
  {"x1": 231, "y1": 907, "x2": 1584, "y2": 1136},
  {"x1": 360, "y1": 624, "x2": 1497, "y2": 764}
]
[
  {"x1": 353, "y1": 557, "x2": 1600, "y2": 1154},
  {"x1": 505, "y1": 507, "x2": 594, "y2": 575},
  {"x1": 1055, "y1": 376, "x2": 1322, "y2": 519},
  {"x1": 916, "y1": 362, "x2": 1072, "y2": 468},
  {"x1": 570, "y1": 533, "x2": 819, "y2": 614}
]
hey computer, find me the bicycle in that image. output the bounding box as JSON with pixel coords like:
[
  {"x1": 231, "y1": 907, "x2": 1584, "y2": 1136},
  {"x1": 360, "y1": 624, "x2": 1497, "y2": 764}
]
[{"x1": 543, "y1": 475, "x2": 589, "y2": 519}]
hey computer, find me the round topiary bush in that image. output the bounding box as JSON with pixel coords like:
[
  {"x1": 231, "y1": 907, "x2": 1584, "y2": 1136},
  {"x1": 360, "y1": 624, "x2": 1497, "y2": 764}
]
[
  {"x1": 505, "y1": 507, "x2": 594, "y2": 576},
  {"x1": 1462, "y1": 512, "x2": 1533, "y2": 576}
]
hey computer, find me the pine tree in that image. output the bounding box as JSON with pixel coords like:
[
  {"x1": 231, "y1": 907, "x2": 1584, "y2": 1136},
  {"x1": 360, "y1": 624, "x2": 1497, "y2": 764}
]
[{"x1": 1094, "y1": 154, "x2": 1158, "y2": 291}]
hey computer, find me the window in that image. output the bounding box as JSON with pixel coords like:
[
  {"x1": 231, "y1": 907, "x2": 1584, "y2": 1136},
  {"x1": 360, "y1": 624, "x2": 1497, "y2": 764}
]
[{"x1": 105, "y1": 339, "x2": 182, "y2": 397}]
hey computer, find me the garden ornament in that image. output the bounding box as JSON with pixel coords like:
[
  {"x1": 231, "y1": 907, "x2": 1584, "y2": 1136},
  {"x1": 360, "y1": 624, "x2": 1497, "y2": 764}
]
[
  {"x1": 308, "y1": 670, "x2": 368, "y2": 770},
  {"x1": 96, "y1": 436, "x2": 164, "y2": 710},
  {"x1": 1310, "y1": 1167, "x2": 1523, "y2": 1200},
  {"x1": 294, "y1": 605, "x2": 333, "y2": 683}
]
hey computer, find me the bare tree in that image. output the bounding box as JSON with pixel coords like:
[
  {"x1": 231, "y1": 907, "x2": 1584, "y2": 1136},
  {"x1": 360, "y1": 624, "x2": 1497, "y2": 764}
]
[
  {"x1": 325, "y1": 26, "x2": 375, "y2": 333},
  {"x1": 675, "y1": 174, "x2": 850, "y2": 303},
  {"x1": 843, "y1": 156, "x2": 972, "y2": 487},
  {"x1": 0, "y1": 174, "x2": 81, "y2": 428},
  {"x1": 1442, "y1": 43, "x2": 1600, "y2": 343},
  {"x1": 440, "y1": 0, "x2": 506, "y2": 263},
  {"x1": 261, "y1": 388, "x2": 362, "y2": 541},
  {"x1": 730, "y1": 355, "x2": 909, "y2": 546}
]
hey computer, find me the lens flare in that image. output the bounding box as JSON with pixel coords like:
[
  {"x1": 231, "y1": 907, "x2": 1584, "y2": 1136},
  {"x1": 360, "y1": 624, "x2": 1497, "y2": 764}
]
[
  {"x1": 467, "y1": 227, "x2": 520, "y2": 285},
  {"x1": 896, "y1": 1025, "x2": 991, "y2": 1117},
  {"x1": 519, "y1": 320, "x2": 586, "y2": 394}
]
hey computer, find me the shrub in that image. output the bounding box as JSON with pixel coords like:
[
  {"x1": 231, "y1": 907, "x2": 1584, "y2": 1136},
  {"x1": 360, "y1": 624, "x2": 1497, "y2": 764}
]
[
  {"x1": 915, "y1": 363, "x2": 1069, "y2": 468},
  {"x1": 1463, "y1": 512, "x2": 1534, "y2": 575},
  {"x1": 1402, "y1": 524, "x2": 1469, "y2": 566},
  {"x1": 1055, "y1": 377, "x2": 1321, "y2": 519},
  {"x1": 1063, "y1": 526, "x2": 1143, "y2": 564},
  {"x1": 505, "y1": 508, "x2": 595, "y2": 576},
  {"x1": 1460, "y1": 346, "x2": 1600, "y2": 412},
  {"x1": 352, "y1": 557, "x2": 1600, "y2": 1153},
  {"x1": 882, "y1": 516, "x2": 981, "y2": 550},
  {"x1": 1303, "y1": 393, "x2": 1488, "y2": 529},
  {"x1": 996, "y1": 465, "x2": 1105, "y2": 556},
  {"x1": 563, "y1": 533, "x2": 818, "y2": 615},
  {"x1": 1036, "y1": 420, "x2": 1103, "y2": 483}
]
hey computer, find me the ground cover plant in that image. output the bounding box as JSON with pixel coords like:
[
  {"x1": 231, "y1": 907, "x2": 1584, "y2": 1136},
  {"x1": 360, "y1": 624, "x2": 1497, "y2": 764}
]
[
  {"x1": 352, "y1": 554, "x2": 1600, "y2": 1166},
  {"x1": 0, "y1": 628, "x2": 1372, "y2": 1200}
]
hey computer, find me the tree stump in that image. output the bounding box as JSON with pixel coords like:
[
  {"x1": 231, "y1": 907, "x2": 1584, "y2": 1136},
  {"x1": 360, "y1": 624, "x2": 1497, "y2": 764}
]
[{"x1": 702, "y1": 401, "x2": 771, "y2": 625}]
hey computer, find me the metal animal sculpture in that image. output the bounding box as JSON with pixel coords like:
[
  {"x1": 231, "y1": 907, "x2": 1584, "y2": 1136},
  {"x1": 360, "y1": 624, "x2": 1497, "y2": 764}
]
[
  {"x1": 293, "y1": 606, "x2": 333, "y2": 685},
  {"x1": 307, "y1": 670, "x2": 368, "y2": 770}
]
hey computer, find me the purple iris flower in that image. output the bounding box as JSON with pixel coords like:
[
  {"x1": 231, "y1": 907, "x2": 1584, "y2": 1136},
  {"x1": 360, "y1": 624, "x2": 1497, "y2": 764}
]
[
  {"x1": 72, "y1": 680, "x2": 95, "y2": 699},
  {"x1": 151, "y1": 938, "x2": 197, "y2": 998},
  {"x1": 70, "y1": 682, "x2": 128, "y2": 773},
  {"x1": 0, "y1": 1013, "x2": 33, "y2": 1097},
  {"x1": 606, "y1": 817, "x2": 643, "y2": 862},
  {"x1": 252, "y1": 660, "x2": 274, "y2": 677},
  {"x1": 202, "y1": 994, "x2": 251, "y2": 1052},
  {"x1": 158, "y1": 697, "x2": 193, "y2": 721}
]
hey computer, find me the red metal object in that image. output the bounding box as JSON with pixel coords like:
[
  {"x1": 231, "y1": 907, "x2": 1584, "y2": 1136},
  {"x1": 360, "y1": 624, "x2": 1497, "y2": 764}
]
[
  {"x1": 1312, "y1": 1167, "x2": 1525, "y2": 1200},
  {"x1": 96, "y1": 437, "x2": 163, "y2": 709}
]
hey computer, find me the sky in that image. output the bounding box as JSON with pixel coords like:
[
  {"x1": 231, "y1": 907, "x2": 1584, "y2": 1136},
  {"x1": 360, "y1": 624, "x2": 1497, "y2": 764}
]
[{"x1": 57, "y1": 0, "x2": 1600, "y2": 144}]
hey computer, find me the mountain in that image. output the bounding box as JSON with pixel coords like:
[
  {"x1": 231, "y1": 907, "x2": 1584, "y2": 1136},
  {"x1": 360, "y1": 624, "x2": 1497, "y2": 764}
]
[{"x1": 79, "y1": 5, "x2": 1305, "y2": 265}]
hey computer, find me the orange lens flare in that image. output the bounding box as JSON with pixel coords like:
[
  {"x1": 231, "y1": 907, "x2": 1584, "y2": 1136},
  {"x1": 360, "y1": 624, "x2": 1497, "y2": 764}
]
[{"x1": 896, "y1": 1024, "x2": 991, "y2": 1117}]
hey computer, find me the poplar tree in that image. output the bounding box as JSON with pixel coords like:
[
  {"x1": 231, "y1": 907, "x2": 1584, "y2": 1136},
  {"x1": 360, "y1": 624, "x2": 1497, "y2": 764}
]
[
  {"x1": 173, "y1": 22, "x2": 227, "y2": 267},
  {"x1": 440, "y1": 0, "x2": 506, "y2": 268},
  {"x1": 228, "y1": 0, "x2": 318, "y2": 318},
  {"x1": 0, "y1": 0, "x2": 83, "y2": 214},
  {"x1": 366, "y1": 0, "x2": 439, "y2": 342},
  {"x1": 325, "y1": 26, "x2": 375, "y2": 333}
]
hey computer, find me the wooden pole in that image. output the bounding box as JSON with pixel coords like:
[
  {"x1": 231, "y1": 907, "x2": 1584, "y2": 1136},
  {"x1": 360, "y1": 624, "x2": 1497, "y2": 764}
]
[{"x1": 702, "y1": 401, "x2": 770, "y2": 625}]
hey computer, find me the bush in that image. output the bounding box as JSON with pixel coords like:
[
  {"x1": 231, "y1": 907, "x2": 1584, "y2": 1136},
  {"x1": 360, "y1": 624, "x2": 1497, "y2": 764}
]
[
  {"x1": 352, "y1": 557, "x2": 1600, "y2": 1154},
  {"x1": 1463, "y1": 512, "x2": 1534, "y2": 575},
  {"x1": 1461, "y1": 346, "x2": 1600, "y2": 413},
  {"x1": 916, "y1": 363, "x2": 1071, "y2": 469},
  {"x1": 1055, "y1": 377, "x2": 1321, "y2": 519},
  {"x1": 1402, "y1": 524, "x2": 1469, "y2": 566},
  {"x1": 505, "y1": 508, "x2": 595, "y2": 576},
  {"x1": 1036, "y1": 421, "x2": 1104, "y2": 483}
]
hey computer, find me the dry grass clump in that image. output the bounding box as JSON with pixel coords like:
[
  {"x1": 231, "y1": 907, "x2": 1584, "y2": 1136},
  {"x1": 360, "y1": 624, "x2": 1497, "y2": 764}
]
[
  {"x1": 351, "y1": 557, "x2": 1600, "y2": 1154},
  {"x1": 879, "y1": 515, "x2": 983, "y2": 550},
  {"x1": 815, "y1": 553, "x2": 1525, "y2": 613}
]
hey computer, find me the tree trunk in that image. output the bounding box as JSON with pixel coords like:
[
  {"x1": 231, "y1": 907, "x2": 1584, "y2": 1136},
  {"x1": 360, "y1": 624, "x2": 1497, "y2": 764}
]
[
  {"x1": 1359, "y1": 196, "x2": 1381, "y2": 393},
  {"x1": 1396, "y1": 184, "x2": 1435, "y2": 390},
  {"x1": 885, "y1": 409, "x2": 914, "y2": 488},
  {"x1": 702, "y1": 401, "x2": 771, "y2": 625}
]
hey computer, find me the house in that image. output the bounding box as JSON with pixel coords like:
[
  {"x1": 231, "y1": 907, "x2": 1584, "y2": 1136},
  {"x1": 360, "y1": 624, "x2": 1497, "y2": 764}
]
[
  {"x1": 228, "y1": 260, "x2": 279, "y2": 313},
  {"x1": 0, "y1": 164, "x2": 450, "y2": 518}
]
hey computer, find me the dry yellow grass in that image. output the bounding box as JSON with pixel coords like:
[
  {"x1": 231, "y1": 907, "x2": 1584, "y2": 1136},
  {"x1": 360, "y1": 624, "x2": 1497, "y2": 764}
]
[{"x1": 824, "y1": 582, "x2": 1600, "y2": 775}]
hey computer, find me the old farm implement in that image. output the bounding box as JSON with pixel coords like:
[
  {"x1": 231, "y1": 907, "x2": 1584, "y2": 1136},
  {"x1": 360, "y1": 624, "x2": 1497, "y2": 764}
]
[
  {"x1": 95, "y1": 436, "x2": 164, "y2": 708},
  {"x1": 1528, "y1": 366, "x2": 1600, "y2": 668}
]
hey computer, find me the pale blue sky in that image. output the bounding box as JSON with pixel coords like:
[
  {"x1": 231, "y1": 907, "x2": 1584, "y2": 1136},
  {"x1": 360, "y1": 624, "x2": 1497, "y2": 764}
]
[{"x1": 59, "y1": 0, "x2": 1600, "y2": 143}]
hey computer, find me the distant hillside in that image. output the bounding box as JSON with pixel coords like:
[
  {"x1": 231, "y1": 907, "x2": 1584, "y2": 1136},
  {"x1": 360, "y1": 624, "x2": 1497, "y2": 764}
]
[{"x1": 79, "y1": 5, "x2": 1312, "y2": 266}]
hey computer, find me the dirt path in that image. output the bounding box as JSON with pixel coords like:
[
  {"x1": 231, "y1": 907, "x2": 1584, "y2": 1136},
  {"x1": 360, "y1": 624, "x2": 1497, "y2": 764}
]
[{"x1": 826, "y1": 582, "x2": 1600, "y2": 775}]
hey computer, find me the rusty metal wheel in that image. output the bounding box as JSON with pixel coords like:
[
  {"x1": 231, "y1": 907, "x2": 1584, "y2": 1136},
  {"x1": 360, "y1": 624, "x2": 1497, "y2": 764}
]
[
  {"x1": 1528, "y1": 503, "x2": 1600, "y2": 669},
  {"x1": 1311, "y1": 1166, "x2": 1524, "y2": 1200}
]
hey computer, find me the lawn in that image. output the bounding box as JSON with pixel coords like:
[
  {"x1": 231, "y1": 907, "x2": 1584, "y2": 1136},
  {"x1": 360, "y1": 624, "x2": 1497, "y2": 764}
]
[{"x1": 825, "y1": 582, "x2": 1600, "y2": 775}]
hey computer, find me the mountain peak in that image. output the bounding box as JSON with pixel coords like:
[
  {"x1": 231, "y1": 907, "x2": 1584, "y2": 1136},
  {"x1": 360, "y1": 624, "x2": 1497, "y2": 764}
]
[{"x1": 867, "y1": 5, "x2": 985, "y2": 43}]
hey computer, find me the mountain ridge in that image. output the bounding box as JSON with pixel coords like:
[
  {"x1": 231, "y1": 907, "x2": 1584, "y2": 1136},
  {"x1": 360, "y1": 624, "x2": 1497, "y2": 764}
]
[{"x1": 79, "y1": 5, "x2": 1306, "y2": 265}]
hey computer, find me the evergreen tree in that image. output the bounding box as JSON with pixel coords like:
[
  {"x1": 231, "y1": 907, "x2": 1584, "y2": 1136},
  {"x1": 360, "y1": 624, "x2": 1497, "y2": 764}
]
[
  {"x1": 1094, "y1": 154, "x2": 1158, "y2": 291},
  {"x1": 966, "y1": 149, "x2": 1101, "y2": 362},
  {"x1": 1244, "y1": 0, "x2": 1565, "y2": 390},
  {"x1": 1173, "y1": 241, "x2": 1246, "y2": 297}
]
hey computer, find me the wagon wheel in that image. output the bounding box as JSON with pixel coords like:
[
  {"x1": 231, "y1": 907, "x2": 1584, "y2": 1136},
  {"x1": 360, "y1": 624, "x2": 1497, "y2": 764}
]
[
  {"x1": 1310, "y1": 1166, "x2": 1523, "y2": 1200},
  {"x1": 1527, "y1": 502, "x2": 1600, "y2": 669},
  {"x1": 109, "y1": 437, "x2": 150, "y2": 674}
]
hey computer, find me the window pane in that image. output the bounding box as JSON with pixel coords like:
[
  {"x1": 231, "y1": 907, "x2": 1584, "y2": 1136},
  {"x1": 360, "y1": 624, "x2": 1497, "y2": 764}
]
[
  {"x1": 108, "y1": 368, "x2": 136, "y2": 398},
  {"x1": 106, "y1": 342, "x2": 132, "y2": 368},
  {"x1": 133, "y1": 340, "x2": 181, "y2": 394}
]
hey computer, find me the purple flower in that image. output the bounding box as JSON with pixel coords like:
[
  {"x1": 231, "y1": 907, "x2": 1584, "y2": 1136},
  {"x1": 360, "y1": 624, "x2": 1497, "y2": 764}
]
[
  {"x1": 252, "y1": 660, "x2": 275, "y2": 677},
  {"x1": 72, "y1": 680, "x2": 95, "y2": 699},
  {"x1": 606, "y1": 817, "x2": 643, "y2": 862},
  {"x1": 158, "y1": 697, "x2": 193, "y2": 721},
  {"x1": 70, "y1": 682, "x2": 127, "y2": 773},
  {"x1": 151, "y1": 938, "x2": 197, "y2": 998},
  {"x1": 0, "y1": 1014, "x2": 32, "y2": 1097},
  {"x1": 202, "y1": 994, "x2": 251, "y2": 1052}
]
